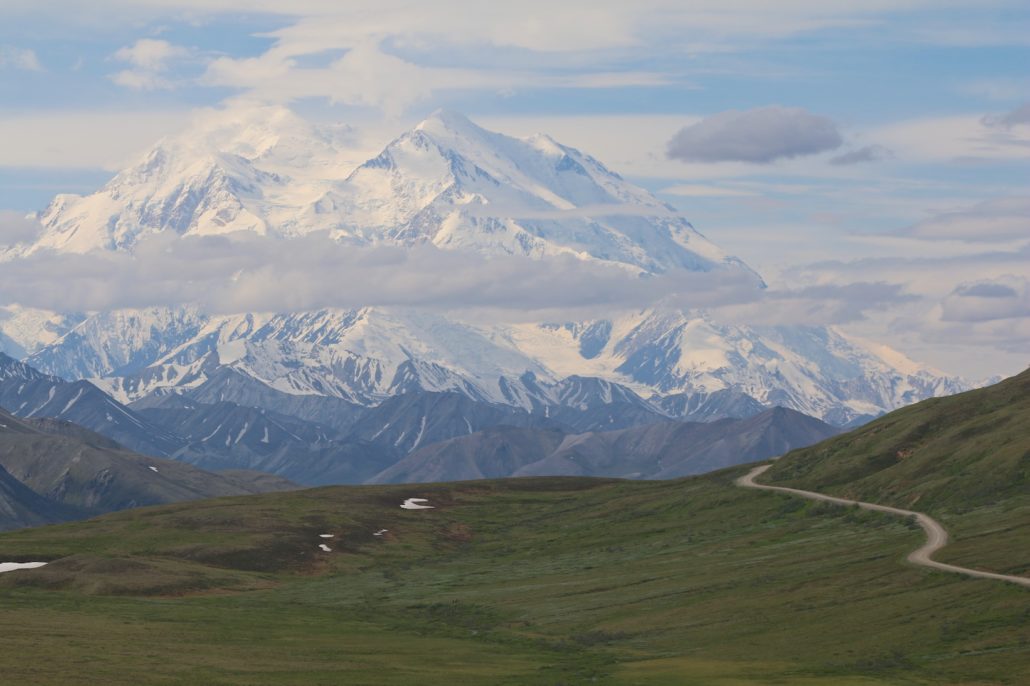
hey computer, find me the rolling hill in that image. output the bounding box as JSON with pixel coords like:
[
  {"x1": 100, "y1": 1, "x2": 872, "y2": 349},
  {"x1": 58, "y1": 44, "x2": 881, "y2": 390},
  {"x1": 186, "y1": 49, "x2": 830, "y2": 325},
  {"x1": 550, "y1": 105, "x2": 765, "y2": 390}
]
[
  {"x1": 0, "y1": 468, "x2": 1026, "y2": 684},
  {"x1": 0, "y1": 407, "x2": 297, "y2": 530}
]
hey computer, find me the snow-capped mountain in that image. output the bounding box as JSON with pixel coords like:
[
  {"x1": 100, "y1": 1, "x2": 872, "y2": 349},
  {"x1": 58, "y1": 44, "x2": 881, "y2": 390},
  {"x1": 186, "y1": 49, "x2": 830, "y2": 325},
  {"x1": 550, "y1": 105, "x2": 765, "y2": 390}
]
[
  {"x1": 17, "y1": 106, "x2": 738, "y2": 276},
  {"x1": 302, "y1": 109, "x2": 742, "y2": 275},
  {"x1": 0, "y1": 306, "x2": 83, "y2": 359},
  {"x1": 0, "y1": 106, "x2": 966, "y2": 427},
  {"x1": 22, "y1": 106, "x2": 360, "y2": 254}
]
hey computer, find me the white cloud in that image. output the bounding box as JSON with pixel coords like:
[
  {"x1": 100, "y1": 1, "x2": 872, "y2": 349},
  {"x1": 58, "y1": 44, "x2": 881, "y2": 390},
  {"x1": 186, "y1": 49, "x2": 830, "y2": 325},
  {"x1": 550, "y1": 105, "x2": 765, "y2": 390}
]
[
  {"x1": 0, "y1": 212, "x2": 42, "y2": 246},
  {"x1": 961, "y1": 77, "x2": 1030, "y2": 101},
  {"x1": 0, "y1": 110, "x2": 192, "y2": 169},
  {"x1": 114, "y1": 38, "x2": 189, "y2": 70},
  {"x1": 0, "y1": 45, "x2": 42, "y2": 71},
  {"x1": 660, "y1": 184, "x2": 755, "y2": 197},
  {"x1": 713, "y1": 281, "x2": 915, "y2": 327},
  {"x1": 0, "y1": 230, "x2": 907, "y2": 326},
  {"x1": 829, "y1": 144, "x2": 893, "y2": 166},
  {"x1": 111, "y1": 38, "x2": 192, "y2": 91},
  {"x1": 982, "y1": 102, "x2": 1030, "y2": 129},
  {"x1": 201, "y1": 39, "x2": 675, "y2": 117},
  {"x1": 871, "y1": 114, "x2": 1030, "y2": 162},
  {"x1": 907, "y1": 196, "x2": 1030, "y2": 242},
  {"x1": 940, "y1": 275, "x2": 1030, "y2": 322},
  {"x1": 782, "y1": 239, "x2": 1030, "y2": 374},
  {"x1": 0, "y1": 232, "x2": 746, "y2": 316},
  {"x1": 87, "y1": 1, "x2": 966, "y2": 115}
]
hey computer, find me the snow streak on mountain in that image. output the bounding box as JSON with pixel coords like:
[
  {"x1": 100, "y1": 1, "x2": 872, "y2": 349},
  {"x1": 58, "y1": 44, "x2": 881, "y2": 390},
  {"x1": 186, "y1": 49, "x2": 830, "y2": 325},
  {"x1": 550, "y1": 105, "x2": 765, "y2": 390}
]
[{"x1": 0, "y1": 106, "x2": 965, "y2": 426}]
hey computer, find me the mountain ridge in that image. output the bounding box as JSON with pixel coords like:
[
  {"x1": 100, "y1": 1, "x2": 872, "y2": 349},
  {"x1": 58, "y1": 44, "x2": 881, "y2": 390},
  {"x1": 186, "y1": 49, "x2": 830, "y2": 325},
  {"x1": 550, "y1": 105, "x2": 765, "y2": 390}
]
[{"x1": 372, "y1": 406, "x2": 840, "y2": 484}]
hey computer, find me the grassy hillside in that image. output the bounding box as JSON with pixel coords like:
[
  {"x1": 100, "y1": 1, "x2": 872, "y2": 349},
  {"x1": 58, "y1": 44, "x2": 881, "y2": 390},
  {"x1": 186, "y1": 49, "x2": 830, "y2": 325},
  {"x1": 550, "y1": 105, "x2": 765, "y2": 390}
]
[
  {"x1": 0, "y1": 468, "x2": 1026, "y2": 685},
  {"x1": 763, "y1": 369, "x2": 1030, "y2": 572},
  {"x1": 765, "y1": 368, "x2": 1030, "y2": 510}
]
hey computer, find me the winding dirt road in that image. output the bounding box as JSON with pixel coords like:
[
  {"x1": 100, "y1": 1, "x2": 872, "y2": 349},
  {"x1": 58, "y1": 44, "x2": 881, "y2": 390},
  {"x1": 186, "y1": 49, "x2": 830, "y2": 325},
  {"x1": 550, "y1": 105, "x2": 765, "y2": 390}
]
[{"x1": 737, "y1": 464, "x2": 1030, "y2": 589}]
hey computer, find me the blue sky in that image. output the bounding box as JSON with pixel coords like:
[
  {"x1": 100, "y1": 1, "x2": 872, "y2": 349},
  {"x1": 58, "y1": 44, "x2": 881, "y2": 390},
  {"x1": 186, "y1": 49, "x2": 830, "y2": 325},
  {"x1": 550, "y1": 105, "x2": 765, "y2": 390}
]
[{"x1": 0, "y1": 1, "x2": 1028, "y2": 377}]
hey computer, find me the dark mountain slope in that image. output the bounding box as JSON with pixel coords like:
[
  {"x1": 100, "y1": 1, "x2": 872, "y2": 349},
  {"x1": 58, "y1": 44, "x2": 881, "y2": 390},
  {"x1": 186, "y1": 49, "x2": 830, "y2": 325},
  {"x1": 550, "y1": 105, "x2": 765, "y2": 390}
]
[
  {"x1": 137, "y1": 398, "x2": 397, "y2": 486},
  {"x1": 0, "y1": 464, "x2": 67, "y2": 531},
  {"x1": 0, "y1": 407, "x2": 289, "y2": 529},
  {"x1": 0, "y1": 352, "x2": 182, "y2": 457},
  {"x1": 374, "y1": 407, "x2": 839, "y2": 483},
  {"x1": 518, "y1": 407, "x2": 840, "y2": 479},
  {"x1": 347, "y1": 391, "x2": 557, "y2": 454},
  {"x1": 370, "y1": 426, "x2": 568, "y2": 483},
  {"x1": 151, "y1": 366, "x2": 366, "y2": 434}
]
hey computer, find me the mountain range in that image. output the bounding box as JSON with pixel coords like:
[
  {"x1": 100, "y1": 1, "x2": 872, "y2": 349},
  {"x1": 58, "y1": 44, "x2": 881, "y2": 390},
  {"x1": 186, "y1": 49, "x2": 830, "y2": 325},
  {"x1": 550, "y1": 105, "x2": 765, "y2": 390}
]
[
  {"x1": 0, "y1": 353, "x2": 838, "y2": 487},
  {"x1": 0, "y1": 106, "x2": 966, "y2": 439}
]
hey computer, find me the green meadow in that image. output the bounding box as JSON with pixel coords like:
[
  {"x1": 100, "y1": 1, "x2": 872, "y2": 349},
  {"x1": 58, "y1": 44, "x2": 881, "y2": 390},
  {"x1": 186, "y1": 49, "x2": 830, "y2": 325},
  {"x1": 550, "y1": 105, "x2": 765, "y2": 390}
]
[{"x1": 0, "y1": 467, "x2": 1026, "y2": 685}]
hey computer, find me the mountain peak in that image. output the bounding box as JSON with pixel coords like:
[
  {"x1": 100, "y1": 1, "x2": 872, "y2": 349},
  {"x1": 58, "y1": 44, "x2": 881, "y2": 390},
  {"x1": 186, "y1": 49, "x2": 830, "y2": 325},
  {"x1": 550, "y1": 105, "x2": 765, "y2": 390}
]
[{"x1": 415, "y1": 109, "x2": 483, "y2": 136}]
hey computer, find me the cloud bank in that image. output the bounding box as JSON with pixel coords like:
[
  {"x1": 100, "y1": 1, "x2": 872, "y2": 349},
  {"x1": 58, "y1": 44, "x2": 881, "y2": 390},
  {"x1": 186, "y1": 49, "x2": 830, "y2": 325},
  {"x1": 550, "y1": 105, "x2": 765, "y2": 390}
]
[{"x1": 0, "y1": 231, "x2": 905, "y2": 326}]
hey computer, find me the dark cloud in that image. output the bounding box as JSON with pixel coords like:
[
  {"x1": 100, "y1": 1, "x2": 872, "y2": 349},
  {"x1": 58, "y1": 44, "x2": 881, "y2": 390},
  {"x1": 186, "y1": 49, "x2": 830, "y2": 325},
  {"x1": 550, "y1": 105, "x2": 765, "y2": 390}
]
[
  {"x1": 955, "y1": 282, "x2": 1017, "y2": 298},
  {"x1": 666, "y1": 106, "x2": 843, "y2": 164},
  {"x1": 982, "y1": 102, "x2": 1030, "y2": 129},
  {"x1": 828, "y1": 144, "x2": 893, "y2": 166},
  {"x1": 941, "y1": 277, "x2": 1029, "y2": 323}
]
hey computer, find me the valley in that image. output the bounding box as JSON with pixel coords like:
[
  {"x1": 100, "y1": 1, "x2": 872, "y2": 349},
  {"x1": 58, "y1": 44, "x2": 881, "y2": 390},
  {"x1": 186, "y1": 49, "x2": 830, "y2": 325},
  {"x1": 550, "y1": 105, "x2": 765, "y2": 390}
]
[{"x1": 0, "y1": 464, "x2": 1025, "y2": 685}]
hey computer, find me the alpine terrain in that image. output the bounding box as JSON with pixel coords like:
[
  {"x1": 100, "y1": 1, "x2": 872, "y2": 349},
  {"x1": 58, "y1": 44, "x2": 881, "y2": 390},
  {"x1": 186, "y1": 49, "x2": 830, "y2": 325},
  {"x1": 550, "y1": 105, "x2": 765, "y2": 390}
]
[
  {"x1": 0, "y1": 106, "x2": 965, "y2": 452},
  {"x1": 0, "y1": 353, "x2": 836, "y2": 486}
]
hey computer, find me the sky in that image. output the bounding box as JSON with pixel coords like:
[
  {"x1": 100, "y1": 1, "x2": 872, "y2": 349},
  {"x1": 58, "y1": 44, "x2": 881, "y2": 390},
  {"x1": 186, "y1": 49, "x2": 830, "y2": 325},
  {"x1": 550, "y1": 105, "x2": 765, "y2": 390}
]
[{"x1": 0, "y1": 0, "x2": 1028, "y2": 379}]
